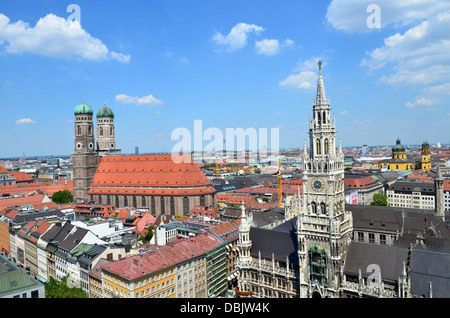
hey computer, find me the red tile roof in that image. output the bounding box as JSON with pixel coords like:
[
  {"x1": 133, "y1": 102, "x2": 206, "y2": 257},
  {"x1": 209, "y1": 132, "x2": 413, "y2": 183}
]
[
  {"x1": 101, "y1": 233, "x2": 223, "y2": 280},
  {"x1": 0, "y1": 180, "x2": 73, "y2": 196},
  {"x1": 217, "y1": 193, "x2": 278, "y2": 210},
  {"x1": 186, "y1": 206, "x2": 220, "y2": 219},
  {"x1": 344, "y1": 176, "x2": 379, "y2": 188},
  {"x1": 0, "y1": 194, "x2": 47, "y2": 210},
  {"x1": 9, "y1": 171, "x2": 33, "y2": 182},
  {"x1": 89, "y1": 154, "x2": 216, "y2": 197}
]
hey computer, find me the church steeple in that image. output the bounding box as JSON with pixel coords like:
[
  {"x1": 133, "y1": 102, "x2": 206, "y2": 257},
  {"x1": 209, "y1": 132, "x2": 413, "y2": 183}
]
[{"x1": 315, "y1": 60, "x2": 328, "y2": 106}]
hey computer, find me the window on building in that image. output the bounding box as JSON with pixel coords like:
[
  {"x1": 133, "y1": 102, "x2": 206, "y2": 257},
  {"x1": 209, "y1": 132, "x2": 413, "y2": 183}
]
[
  {"x1": 200, "y1": 195, "x2": 205, "y2": 206},
  {"x1": 358, "y1": 232, "x2": 364, "y2": 242},
  {"x1": 380, "y1": 234, "x2": 386, "y2": 245},
  {"x1": 161, "y1": 197, "x2": 165, "y2": 215},
  {"x1": 170, "y1": 197, "x2": 175, "y2": 216},
  {"x1": 369, "y1": 233, "x2": 375, "y2": 244},
  {"x1": 183, "y1": 196, "x2": 189, "y2": 214},
  {"x1": 151, "y1": 197, "x2": 156, "y2": 213}
]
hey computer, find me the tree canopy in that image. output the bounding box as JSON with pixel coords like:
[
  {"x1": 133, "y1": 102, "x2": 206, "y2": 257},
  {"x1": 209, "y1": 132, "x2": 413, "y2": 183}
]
[
  {"x1": 370, "y1": 190, "x2": 389, "y2": 206},
  {"x1": 51, "y1": 189, "x2": 73, "y2": 204},
  {"x1": 45, "y1": 276, "x2": 87, "y2": 298}
]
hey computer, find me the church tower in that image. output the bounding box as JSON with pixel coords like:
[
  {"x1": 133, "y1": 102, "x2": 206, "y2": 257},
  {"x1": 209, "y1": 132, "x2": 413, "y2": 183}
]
[
  {"x1": 73, "y1": 101, "x2": 99, "y2": 204},
  {"x1": 421, "y1": 141, "x2": 431, "y2": 172},
  {"x1": 96, "y1": 105, "x2": 116, "y2": 154},
  {"x1": 435, "y1": 167, "x2": 445, "y2": 221},
  {"x1": 297, "y1": 61, "x2": 353, "y2": 298}
]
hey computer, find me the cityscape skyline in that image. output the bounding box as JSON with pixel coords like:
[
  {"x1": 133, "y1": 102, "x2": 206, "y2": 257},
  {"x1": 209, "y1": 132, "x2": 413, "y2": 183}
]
[{"x1": 1, "y1": 0, "x2": 450, "y2": 158}]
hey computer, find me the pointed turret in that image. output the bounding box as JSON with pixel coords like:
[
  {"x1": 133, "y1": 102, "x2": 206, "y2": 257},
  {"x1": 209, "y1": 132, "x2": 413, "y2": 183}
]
[{"x1": 315, "y1": 60, "x2": 328, "y2": 106}]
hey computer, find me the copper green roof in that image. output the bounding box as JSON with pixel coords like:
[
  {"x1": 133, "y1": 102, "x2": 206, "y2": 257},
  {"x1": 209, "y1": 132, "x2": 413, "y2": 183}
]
[
  {"x1": 392, "y1": 138, "x2": 405, "y2": 152},
  {"x1": 96, "y1": 106, "x2": 114, "y2": 118},
  {"x1": 74, "y1": 102, "x2": 94, "y2": 115}
]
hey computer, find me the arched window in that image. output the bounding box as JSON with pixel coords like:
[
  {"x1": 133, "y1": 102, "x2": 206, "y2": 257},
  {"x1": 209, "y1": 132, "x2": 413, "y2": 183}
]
[
  {"x1": 132, "y1": 196, "x2": 137, "y2": 208},
  {"x1": 99, "y1": 127, "x2": 103, "y2": 136},
  {"x1": 98, "y1": 195, "x2": 102, "y2": 205},
  {"x1": 317, "y1": 112, "x2": 321, "y2": 125},
  {"x1": 110, "y1": 127, "x2": 113, "y2": 136},
  {"x1": 320, "y1": 202, "x2": 326, "y2": 214},
  {"x1": 142, "y1": 196, "x2": 146, "y2": 207},
  {"x1": 77, "y1": 125, "x2": 81, "y2": 136},
  {"x1": 316, "y1": 139, "x2": 321, "y2": 155},
  {"x1": 161, "y1": 197, "x2": 165, "y2": 215},
  {"x1": 311, "y1": 202, "x2": 317, "y2": 214},
  {"x1": 324, "y1": 139, "x2": 329, "y2": 155},
  {"x1": 88, "y1": 125, "x2": 92, "y2": 136},
  {"x1": 200, "y1": 195, "x2": 205, "y2": 206},
  {"x1": 323, "y1": 111, "x2": 326, "y2": 124},
  {"x1": 124, "y1": 196, "x2": 128, "y2": 206},
  {"x1": 183, "y1": 196, "x2": 189, "y2": 214},
  {"x1": 151, "y1": 197, "x2": 156, "y2": 213},
  {"x1": 170, "y1": 197, "x2": 175, "y2": 216},
  {"x1": 115, "y1": 196, "x2": 119, "y2": 208},
  {"x1": 107, "y1": 195, "x2": 111, "y2": 205}
]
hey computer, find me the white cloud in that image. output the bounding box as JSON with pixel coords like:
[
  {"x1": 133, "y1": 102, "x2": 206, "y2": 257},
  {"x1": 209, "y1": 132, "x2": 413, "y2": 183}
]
[
  {"x1": 326, "y1": 0, "x2": 450, "y2": 33},
  {"x1": 282, "y1": 39, "x2": 294, "y2": 48},
  {"x1": 279, "y1": 56, "x2": 325, "y2": 92},
  {"x1": 255, "y1": 38, "x2": 294, "y2": 56},
  {"x1": 110, "y1": 52, "x2": 131, "y2": 64},
  {"x1": 360, "y1": 10, "x2": 450, "y2": 99},
  {"x1": 115, "y1": 94, "x2": 163, "y2": 107},
  {"x1": 405, "y1": 97, "x2": 433, "y2": 108},
  {"x1": 212, "y1": 23, "x2": 264, "y2": 52},
  {"x1": 279, "y1": 71, "x2": 317, "y2": 91},
  {"x1": 340, "y1": 110, "x2": 348, "y2": 115},
  {"x1": 16, "y1": 118, "x2": 36, "y2": 124},
  {"x1": 255, "y1": 39, "x2": 280, "y2": 56},
  {"x1": 0, "y1": 13, "x2": 129, "y2": 63}
]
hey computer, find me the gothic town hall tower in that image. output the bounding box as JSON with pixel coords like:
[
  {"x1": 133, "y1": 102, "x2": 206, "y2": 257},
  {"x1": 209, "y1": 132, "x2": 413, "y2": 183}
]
[{"x1": 297, "y1": 61, "x2": 353, "y2": 298}]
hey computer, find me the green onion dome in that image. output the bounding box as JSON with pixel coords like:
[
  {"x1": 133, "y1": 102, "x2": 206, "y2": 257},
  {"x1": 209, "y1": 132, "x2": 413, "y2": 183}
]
[
  {"x1": 74, "y1": 101, "x2": 94, "y2": 115},
  {"x1": 96, "y1": 106, "x2": 115, "y2": 118}
]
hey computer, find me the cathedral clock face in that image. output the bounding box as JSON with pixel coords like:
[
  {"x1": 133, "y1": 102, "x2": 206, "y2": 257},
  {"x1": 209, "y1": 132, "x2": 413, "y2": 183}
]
[{"x1": 312, "y1": 178, "x2": 324, "y2": 191}]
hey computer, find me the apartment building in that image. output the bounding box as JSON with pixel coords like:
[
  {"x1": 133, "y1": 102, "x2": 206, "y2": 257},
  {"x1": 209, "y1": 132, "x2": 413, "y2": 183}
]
[
  {"x1": 386, "y1": 180, "x2": 435, "y2": 210},
  {"x1": 101, "y1": 232, "x2": 226, "y2": 298}
]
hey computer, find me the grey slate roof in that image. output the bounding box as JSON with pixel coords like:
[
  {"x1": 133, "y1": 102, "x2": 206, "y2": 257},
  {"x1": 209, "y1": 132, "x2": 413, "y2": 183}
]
[
  {"x1": 249, "y1": 223, "x2": 298, "y2": 264},
  {"x1": 344, "y1": 241, "x2": 409, "y2": 282},
  {"x1": 347, "y1": 204, "x2": 450, "y2": 239},
  {"x1": 410, "y1": 246, "x2": 450, "y2": 298}
]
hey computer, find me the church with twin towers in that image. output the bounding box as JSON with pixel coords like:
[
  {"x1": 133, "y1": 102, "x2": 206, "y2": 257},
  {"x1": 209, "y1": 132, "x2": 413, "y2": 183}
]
[{"x1": 72, "y1": 102, "x2": 217, "y2": 217}]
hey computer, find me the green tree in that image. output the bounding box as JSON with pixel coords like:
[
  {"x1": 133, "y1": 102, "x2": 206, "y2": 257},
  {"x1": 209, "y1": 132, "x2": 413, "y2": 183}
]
[
  {"x1": 45, "y1": 275, "x2": 87, "y2": 298},
  {"x1": 51, "y1": 190, "x2": 74, "y2": 204},
  {"x1": 370, "y1": 190, "x2": 389, "y2": 206},
  {"x1": 139, "y1": 226, "x2": 154, "y2": 244}
]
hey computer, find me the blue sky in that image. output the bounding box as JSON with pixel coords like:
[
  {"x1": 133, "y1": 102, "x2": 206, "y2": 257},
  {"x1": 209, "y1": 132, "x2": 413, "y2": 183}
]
[{"x1": 0, "y1": 0, "x2": 449, "y2": 158}]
